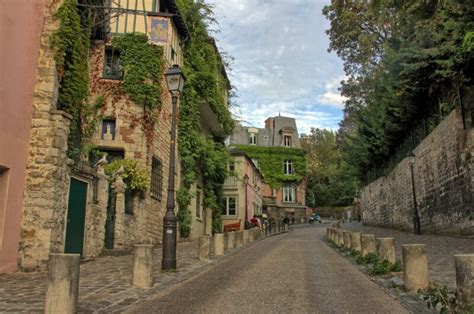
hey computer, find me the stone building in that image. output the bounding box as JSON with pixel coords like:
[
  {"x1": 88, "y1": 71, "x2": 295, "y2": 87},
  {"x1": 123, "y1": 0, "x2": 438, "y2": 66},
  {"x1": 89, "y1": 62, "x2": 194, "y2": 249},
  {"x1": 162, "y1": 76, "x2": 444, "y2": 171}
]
[
  {"x1": 222, "y1": 150, "x2": 263, "y2": 231},
  {"x1": 228, "y1": 115, "x2": 308, "y2": 222},
  {"x1": 0, "y1": 0, "x2": 47, "y2": 273},
  {"x1": 17, "y1": 0, "x2": 192, "y2": 271}
]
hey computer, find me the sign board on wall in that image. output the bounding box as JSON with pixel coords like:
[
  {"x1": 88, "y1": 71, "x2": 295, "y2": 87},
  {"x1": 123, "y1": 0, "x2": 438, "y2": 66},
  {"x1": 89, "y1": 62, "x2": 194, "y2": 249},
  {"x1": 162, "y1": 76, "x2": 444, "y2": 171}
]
[{"x1": 147, "y1": 16, "x2": 171, "y2": 45}]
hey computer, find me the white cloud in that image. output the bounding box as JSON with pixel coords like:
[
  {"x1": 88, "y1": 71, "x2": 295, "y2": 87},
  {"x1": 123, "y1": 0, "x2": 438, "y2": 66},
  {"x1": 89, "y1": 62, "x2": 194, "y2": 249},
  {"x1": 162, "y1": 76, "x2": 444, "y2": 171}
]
[{"x1": 207, "y1": 0, "x2": 346, "y2": 130}]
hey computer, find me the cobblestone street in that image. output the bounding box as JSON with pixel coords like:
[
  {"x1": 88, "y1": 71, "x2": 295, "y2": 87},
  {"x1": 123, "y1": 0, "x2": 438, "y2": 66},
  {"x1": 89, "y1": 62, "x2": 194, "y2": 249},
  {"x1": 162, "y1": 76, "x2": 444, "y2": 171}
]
[
  {"x1": 0, "y1": 240, "x2": 219, "y2": 313},
  {"x1": 343, "y1": 222, "x2": 474, "y2": 290}
]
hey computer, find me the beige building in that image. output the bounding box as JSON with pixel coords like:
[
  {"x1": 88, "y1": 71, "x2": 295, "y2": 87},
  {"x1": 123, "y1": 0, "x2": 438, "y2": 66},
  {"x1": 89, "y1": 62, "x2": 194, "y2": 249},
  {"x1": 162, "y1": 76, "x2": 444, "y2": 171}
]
[
  {"x1": 17, "y1": 0, "x2": 190, "y2": 271},
  {"x1": 222, "y1": 150, "x2": 263, "y2": 231}
]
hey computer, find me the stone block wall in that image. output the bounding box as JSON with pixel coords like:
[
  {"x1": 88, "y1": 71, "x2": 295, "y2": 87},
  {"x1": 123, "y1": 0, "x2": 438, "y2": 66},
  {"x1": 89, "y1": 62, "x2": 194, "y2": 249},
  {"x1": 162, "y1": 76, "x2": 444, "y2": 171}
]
[
  {"x1": 19, "y1": 0, "x2": 71, "y2": 271},
  {"x1": 88, "y1": 42, "x2": 175, "y2": 248},
  {"x1": 360, "y1": 109, "x2": 473, "y2": 236}
]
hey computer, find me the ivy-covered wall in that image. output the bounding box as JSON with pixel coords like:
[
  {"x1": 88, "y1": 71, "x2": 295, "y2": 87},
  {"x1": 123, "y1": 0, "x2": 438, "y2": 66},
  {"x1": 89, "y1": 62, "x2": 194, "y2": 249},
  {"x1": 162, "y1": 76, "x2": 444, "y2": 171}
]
[
  {"x1": 175, "y1": 0, "x2": 234, "y2": 235},
  {"x1": 233, "y1": 145, "x2": 307, "y2": 189}
]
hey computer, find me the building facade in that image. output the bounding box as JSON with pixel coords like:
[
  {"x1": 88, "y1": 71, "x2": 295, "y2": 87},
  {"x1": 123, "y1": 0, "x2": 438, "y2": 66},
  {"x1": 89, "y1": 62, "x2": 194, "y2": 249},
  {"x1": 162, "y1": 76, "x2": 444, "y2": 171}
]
[
  {"x1": 16, "y1": 0, "x2": 191, "y2": 271},
  {"x1": 228, "y1": 116, "x2": 308, "y2": 222},
  {"x1": 222, "y1": 150, "x2": 263, "y2": 231},
  {"x1": 0, "y1": 0, "x2": 47, "y2": 273}
]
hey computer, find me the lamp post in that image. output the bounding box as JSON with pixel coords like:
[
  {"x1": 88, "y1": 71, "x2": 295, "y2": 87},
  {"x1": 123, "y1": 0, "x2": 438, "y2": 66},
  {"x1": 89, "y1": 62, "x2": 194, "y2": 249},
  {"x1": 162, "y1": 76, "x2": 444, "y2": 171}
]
[
  {"x1": 408, "y1": 152, "x2": 421, "y2": 235},
  {"x1": 162, "y1": 64, "x2": 185, "y2": 270}
]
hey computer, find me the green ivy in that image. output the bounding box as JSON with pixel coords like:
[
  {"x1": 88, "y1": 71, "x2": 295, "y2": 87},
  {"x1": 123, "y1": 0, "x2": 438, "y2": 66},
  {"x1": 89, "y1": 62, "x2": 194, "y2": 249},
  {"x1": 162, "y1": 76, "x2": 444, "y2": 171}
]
[
  {"x1": 104, "y1": 159, "x2": 150, "y2": 193},
  {"x1": 112, "y1": 33, "x2": 164, "y2": 110},
  {"x1": 174, "y1": 0, "x2": 234, "y2": 236},
  {"x1": 233, "y1": 145, "x2": 307, "y2": 189},
  {"x1": 53, "y1": 0, "x2": 98, "y2": 160}
]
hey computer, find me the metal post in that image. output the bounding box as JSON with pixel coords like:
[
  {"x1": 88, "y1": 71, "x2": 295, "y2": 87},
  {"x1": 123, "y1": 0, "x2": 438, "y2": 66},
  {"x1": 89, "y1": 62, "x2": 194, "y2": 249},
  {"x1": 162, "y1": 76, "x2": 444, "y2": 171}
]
[
  {"x1": 410, "y1": 163, "x2": 421, "y2": 235},
  {"x1": 162, "y1": 93, "x2": 179, "y2": 270}
]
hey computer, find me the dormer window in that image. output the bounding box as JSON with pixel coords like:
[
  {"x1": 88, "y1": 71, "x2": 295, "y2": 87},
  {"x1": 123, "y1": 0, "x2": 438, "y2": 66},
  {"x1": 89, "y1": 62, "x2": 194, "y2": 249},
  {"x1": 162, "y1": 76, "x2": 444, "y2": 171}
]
[
  {"x1": 249, "y1": 133, "x2": 257, "y2": 145},
  {"x1": 283, "y1": 160, "x2": 293, "y2": 175},
  {"x1": 284, "y1": 135, "x2": 292, "y2": 147}
]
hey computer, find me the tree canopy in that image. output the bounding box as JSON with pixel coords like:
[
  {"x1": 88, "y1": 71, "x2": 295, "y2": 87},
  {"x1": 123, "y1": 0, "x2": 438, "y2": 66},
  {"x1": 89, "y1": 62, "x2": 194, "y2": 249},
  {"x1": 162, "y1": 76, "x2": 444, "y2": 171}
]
[{"x1": 323, "y1": 0, "x2": 474, "y2": 182}]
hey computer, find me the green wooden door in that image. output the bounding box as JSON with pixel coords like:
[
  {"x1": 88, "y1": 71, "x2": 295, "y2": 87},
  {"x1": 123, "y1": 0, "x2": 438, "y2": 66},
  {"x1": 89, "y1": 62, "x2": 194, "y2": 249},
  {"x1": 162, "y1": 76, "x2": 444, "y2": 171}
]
[{"x1": 65, "y1": 178, "x2": 88, "y2": 255}]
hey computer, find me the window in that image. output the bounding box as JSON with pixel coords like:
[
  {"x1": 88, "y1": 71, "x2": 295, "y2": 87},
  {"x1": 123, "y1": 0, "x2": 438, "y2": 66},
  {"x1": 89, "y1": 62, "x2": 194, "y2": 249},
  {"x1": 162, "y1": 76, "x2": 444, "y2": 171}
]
[
  {"x1": 228, "y1": 162, "x2": 235, "y2": 172},
  {"x1": 283, "y1": 185, "x2": 296, "y2": 203},
  {"x1": 284, "y1": 135, "x2": 292, "y2": 147},
  {"x1": 249, "y1": 133, "x2": 257, "y2": 145},
  {"x1": 150, "y1": 157, "x2": 163, "y2": 200},
  {"x1": 263, "y1": 135, "x2": 268, "y2": 141},
  {"x1": 152, "y1": 0, "x2": 167, "y2": 12},
  {"x1": 195, "y1": 190, "x2": 201, "y2": 218},
  {"x1": 101, "y1": 119, "x2": 116, "y2": 140},
  {"x1": 283, "y1": 160, "x2": 293, "y2": 175},
  {"x1": 222, "y1": 196, "x2": 237, "y2": 216},
  {"x1": 104, "y1": 48, "x2": 122, "y2": 79}
]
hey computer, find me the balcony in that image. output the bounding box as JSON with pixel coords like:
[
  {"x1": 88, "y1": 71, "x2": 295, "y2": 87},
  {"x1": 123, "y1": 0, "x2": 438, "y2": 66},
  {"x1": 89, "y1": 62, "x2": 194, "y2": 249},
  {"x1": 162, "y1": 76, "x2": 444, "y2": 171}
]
[{"x1": 224, "y1": 176, "x2": 238, "y2": 189}]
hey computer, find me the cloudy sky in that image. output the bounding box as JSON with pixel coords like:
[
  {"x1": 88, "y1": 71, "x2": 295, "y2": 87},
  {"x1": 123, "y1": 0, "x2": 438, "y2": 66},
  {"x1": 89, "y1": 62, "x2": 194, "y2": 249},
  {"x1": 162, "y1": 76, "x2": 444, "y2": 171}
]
[{"x1": 207, "y1": 0, "x2": 346, "y2": 134}]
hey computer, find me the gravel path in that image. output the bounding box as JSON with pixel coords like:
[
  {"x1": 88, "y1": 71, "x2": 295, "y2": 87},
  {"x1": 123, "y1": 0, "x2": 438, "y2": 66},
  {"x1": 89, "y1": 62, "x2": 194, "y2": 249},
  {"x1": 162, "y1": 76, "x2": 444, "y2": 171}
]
[{"x1": 130, "y1": 226, "x2": 408, "y2": 314}]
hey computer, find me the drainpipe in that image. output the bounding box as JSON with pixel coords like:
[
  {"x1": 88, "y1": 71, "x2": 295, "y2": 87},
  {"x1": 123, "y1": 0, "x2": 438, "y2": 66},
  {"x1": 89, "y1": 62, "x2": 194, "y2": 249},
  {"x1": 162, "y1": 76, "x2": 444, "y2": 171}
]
[
  {"x1": 243, "y1": 174, "x2": 249, "y2": 229},
  {"x1": 408, "y1": 152, "x2": 421, "y2": 235}
]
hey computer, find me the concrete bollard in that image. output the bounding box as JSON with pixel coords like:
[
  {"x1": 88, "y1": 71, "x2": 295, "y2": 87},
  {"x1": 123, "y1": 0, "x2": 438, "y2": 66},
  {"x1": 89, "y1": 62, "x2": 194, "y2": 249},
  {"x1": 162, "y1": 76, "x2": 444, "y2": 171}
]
[
  {"x1": 376, "y1": 238, "x2": 396, "y2": 264},
  {"x1": 361, "y1": 234, "x2": 377, "y2": 256},
  {"x1": 214, "y1": 233, "x2": 225, "y2": 256},
  {"x1": 226, "y1": 232, "x2": 236, "y2": 250},
  {"x1": 329, "y1": 228, "x2": 335, "y2": 242},
  {"x1": 350, "y1": 232, "x2": 362, "y2": 252},
  {"x1": 326, "y1": 227, "x2": 330, "y2": 239},
  {"x1": 132, "y1": 244, "x2": 154, "y2": 288},
  {"x1": 243, "y1": 229, "x2": 250, "y2": 244},
  {"x1": 235, "y1": 230, "x2": 244, "y2": 247},
  {"x1": 454, "y1": 254, "x2": 474, "y2": 310},
  {"x1": 343, "y1": 231, "x2": 352, "y2": 249},
  {"x1": 284, "y1": 223, "x2": 289, "y2": 232},
  {"x1": 402, "y1": 244, "x2": 429, "y2": 292},
  {"x1": 44, "y1": 253, "x2": 80, "y2": 314},
  {"x1": 198, "y1": 236, "x2": 211, "y2": 261}
]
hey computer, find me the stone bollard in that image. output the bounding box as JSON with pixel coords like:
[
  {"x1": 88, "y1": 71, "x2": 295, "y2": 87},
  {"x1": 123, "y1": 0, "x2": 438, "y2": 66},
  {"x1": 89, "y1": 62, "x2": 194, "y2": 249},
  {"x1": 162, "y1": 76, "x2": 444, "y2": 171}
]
[
  {"x1": 343, "y1": 231, "x2": 352, "y2": 249},
  {"x1": 235, "y1": 231, "x2": 244, "y2": 247},
  {"x1": 454, "y1": 254, "x2": 474, "y2": 310},
  {"x1": 376, "y1": 238, "x2": 396, "y2": 264},
  {"x1": 243, "y1": 229, "x2": 250, "y2": 244},
  {"x1": 132, "y1": 244, "x2": 154, "y2": 288},
  {"x1": 284, "y1": 223, "x2": 289, "y2": 232},
  {"x1": 214, "y1": 233, "x2": 225, "y2": 256},
  {"x1": 248, "y1": 228, "x2": 255, "y2": 242},
  {"x1": 226, "y1": 232, "x2": 236, "y2": 250},
  {"x1": 361, "y1": 234, "x2": 377, "y2": 256},
  {"x1": 336, "y1": 229, "x2": 343, "y2": 246},
  {"x1": 402, "y1": 244, "x2": 429, "y2": 292},
  {"x1": 44, "y1": 253, "x2": 80, "y2": 314},
  {"x1": 198, "y1": 236, "x2": 211, "y2": 261},
  {"x1": 350, "y1": 232, "x2": 362, "y2": 252},
  {"x1": 326, "y1": 228, "x2": 330, "y2": 239}
]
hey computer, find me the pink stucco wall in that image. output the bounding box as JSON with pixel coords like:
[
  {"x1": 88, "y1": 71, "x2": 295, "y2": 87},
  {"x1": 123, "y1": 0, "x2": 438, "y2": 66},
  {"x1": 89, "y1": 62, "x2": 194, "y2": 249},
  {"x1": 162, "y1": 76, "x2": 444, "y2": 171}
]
[{"x1": 0, "y1": 0, "x2": 45, "y2": 273}]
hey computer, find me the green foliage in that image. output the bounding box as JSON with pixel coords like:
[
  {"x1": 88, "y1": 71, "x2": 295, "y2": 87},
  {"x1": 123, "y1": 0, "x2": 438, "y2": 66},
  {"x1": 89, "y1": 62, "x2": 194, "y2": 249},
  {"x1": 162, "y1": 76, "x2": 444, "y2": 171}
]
[
  {"x1": 323, "y1": 1, "x2": 474, "y2": 182},
  {"x1": 356, "y1": 253, "x2": 379, "y2": 265},
  {"x1": 104, "y1": 159, "x2": 150, "y2": 193},
  {"x1": 53, "y1": 0, "x2": 101, "y2": 160},
  {"x1": 423, "y1": 284, "x2": 459, "y2": 314},
  {"x1": 112, "y1": 33, "x2": 164, "y2": 110},
  {"x1": 174, "y1": 0, "x2": 233, "y2": 235},
  {"x1": 371, "y1": 259, "x2": 402, "y2": 275},
  {"x1": 302, "y1": 128, "x2": 359, "y2": 207},
  {"x1": 233, "y1": 145, "x2": 307, "y2": 189}
]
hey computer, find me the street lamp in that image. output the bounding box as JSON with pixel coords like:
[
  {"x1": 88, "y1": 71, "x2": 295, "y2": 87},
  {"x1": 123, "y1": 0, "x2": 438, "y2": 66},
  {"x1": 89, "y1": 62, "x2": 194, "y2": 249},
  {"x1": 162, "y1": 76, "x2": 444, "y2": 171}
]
[
  {"x1": 408, "y1": 151, "x2": 421, "y2": 235},
  {"x1": 162, "y1": 64, "x2": 185, "y2": 270}
]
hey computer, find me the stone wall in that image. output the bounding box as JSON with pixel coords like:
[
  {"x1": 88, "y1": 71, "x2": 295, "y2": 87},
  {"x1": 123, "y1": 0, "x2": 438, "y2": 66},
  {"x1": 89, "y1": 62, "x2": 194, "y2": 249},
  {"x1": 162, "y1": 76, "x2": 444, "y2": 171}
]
[
  {"x1": 88, "y1": 42, "x2": 175, "y2": 248},
  {"x1": 19, "y1": 0, "x2": 71, "y2": 271},
  {"x1": 360, "y1": 109, "x2": 473, "y2": 236}
]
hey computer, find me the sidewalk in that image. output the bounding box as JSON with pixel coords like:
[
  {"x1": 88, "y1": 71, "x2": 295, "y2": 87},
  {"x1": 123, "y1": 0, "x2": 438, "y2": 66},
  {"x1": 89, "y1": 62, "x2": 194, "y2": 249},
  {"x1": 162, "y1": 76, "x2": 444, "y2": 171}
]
[
  {"x1": 343, "y1": 222, "x2": 474, "y2": 290},
  {"x1": 0, "y1": 238, "x2": 250, "y2": 313}
]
